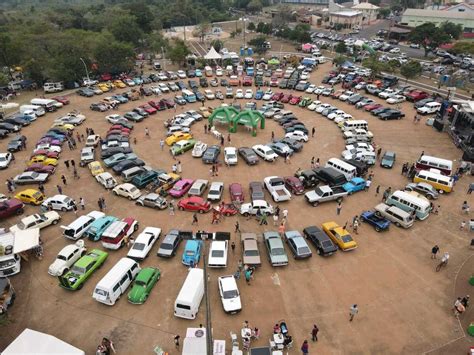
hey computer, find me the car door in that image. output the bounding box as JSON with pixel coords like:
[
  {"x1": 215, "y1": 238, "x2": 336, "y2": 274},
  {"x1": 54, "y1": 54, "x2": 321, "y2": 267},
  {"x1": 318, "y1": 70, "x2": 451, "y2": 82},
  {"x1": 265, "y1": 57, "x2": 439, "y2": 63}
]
[{"x1": 288, "y1": 239, "x2": 297, "y2": 255}]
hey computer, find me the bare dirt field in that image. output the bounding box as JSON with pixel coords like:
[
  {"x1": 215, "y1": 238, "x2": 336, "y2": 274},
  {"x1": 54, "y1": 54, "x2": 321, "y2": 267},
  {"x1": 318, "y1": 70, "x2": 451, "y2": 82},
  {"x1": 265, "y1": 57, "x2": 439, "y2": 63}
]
[{"x1": 0, "y1": 61, "x2": 472, "y2": 354}]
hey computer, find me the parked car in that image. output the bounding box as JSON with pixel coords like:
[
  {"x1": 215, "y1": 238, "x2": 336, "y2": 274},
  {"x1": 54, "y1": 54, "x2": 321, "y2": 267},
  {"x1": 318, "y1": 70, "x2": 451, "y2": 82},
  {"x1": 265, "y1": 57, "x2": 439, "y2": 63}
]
[
  {"x1": 0, "y1": 198, "x2": 24, "y2": 220},
  {"x1": 41, "y1": 194, "x2": 76, "y2": 212},
  {"x1": 14, "y1": 189, "x2": 45, "y2": 205},
  {"x1": 13, "y1": 172, "x2": 49, "y2": 185},
  {"x1": 240, "y1": 199, "x2": 273, "y2": 216},
  {"x1": 127, "y1": 267, "x2": 161, "y2": 304},
  {"x1": 284, "y1": 230, "x2": 312, "y2": 259},
  {"x1": 380, "y1": 151, "x2": 396, "y2": 168},
  {"x1": 303, "y1": 226, "x2": 337, "y2": 256},
  {"x1": 202, "y1": 145, "x2": 220, "y2": 164},
  {"x1": 182, "y1": 239, "x2": 202, "y2": 266},
  {"x1": 229, "y1": 183, "x2": 244, "y2": 203},
  {"x1": 240, "y1": 233, "x2": 261, "y2": 266},
  {"x1": 48, "y1": 240, "x2": 87, "y2": 276},
  {"x1": 238, "y1": 147, "x2": 259, "y2": 165},
  {"x1": 127, "y1": 227, "x2": 162, "y2": 260},
  {"x1": 136, "y1": 193, "x2": 168, "y2": 209},
  {"x1": 207, "y1": 182, "x2": 224, "y2": 201},
  {"x1": 112, "y1": 183, "x2": 142, "y2": 200},
  {"x1": 322, "y1": 222, "x2": 357, "y2": 251},
  {"x1": 263, "y1": 231, "x2": 289, "y2": 266},
  {"x1": 178, "y1": 196, "x2": 211, "y2": 213},
  {"x1": 360, "y1": 210, "x2": 391, "y2": 232},
  {"x1": 58, "y1": 249, "x2": 108, "y2": 290},
  {"x1": 252, "y1": 144, "x2": 278, "y2": 162},
  {"x1": 404, "y1": 182, "x2": 439, "y2": 200},
  {"x1": 169, "y1": 179, "x2": 194, "y2": 198},
  {"x1": 217, "y1": 275, "x2": 242, "y2": 313},
  {"x1": 157, "y1": 229, "x2": 183, "y2": 257}
]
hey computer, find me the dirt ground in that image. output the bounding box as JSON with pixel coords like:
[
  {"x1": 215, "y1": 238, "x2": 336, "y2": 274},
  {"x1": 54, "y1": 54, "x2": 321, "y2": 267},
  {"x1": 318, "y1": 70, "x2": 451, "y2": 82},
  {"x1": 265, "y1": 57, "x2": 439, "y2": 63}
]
[{"x1": 0, "y1": 61, "x2": 473, "y2": 354}]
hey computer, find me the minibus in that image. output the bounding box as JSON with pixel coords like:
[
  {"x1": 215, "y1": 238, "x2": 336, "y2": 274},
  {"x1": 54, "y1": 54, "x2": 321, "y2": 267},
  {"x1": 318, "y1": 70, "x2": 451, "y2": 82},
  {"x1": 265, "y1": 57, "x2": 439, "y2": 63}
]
[
  {"x1": 174, "y1": 268, "x2": 204, "y2": 319},
  {"x1": 341, "y1": 120, "x2": 368, "y2": 131},
  {"x1": 20, "y1": 105, "x2": 45, "y2": 117},
  {"x1": 61, "y1": 211, "x2": 105, "y2": 240},
  {"x1": 92, "y1": 257, "x2": 141, "y2": 306},
  {"x1": 415, "y1": 155, "x2": 452, "y2": 176},
  {"x1": 30, "y1": 98, "x2": 61, "y2": 111},
  {"x1": 414, "y1": 169, "x2": 454, "y2": 193},
  {"x1": 325, "y1": 158, "x2": 357, "y2": 181},
  {"x1": 385, "y1": 190, "x2": 431, "y2": 220}
]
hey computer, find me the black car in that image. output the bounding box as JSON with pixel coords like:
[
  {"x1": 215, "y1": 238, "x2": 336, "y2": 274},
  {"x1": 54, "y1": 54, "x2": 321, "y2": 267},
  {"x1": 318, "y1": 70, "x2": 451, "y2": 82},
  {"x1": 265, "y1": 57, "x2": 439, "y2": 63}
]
[
  {"x1": 303, "y1": 226, "x2": 337, "y2": 256},
  {"x1": 295, "y1": 169, "x2": 319, "y2": 188},
  {"x1": 199, "y1": 78, "x2": 208, "y2": 87},
  {"x1": 100, "y1": 147, "x2": 133, "y2": 159},
  {"x1": 8, "y1": 135, "x2": 26, "y2": 152},
  {"x1": 133, "y1": 108, "x2": 149, "y2": 118},
  {"x1": 220, "y1": 78, "x2": 228, "y2": 87},
  {"x1": 0, "y1": 122, "x2": 20, "y2": 133},
  {"x1": 202, "y1": 145, "x2": 220, "y2": 164},
  {"x1": 238, "y1": 147, "x2": 259, "y2": 165},
  {"x1": 90, "y1": 103, "x2": 108, "y2": 112},
  {"x1": 279, "y1": 138, "x2": 303, "y2": 152},
  {"x1": 371, "y1": 107, "x2": 391, "y2": 116},
  {"x1": 0, "y1": 129, "x2": 9, "y2": 139},
  {"x1": 177, "y1": 81, "x2": 187, "y2": 90},
  {"x1": 112, "y1": 159, "x2": 145, "y2": 174},
  {"x1": 188, "y1": 80, "x2": 198, "y2": 89},
  {"x1": 5, "y1": 117, "x2": 30, "y2": 126},
  {"x1": 186, "y1": 69, "x2": 196, "y2": 78},
  {"x1": 195, "y1": 91, "x2": 205, "y2": 102},
  {"x1": 379, "y1": 110, "x2": 405, "y2": 120},
  {"x1": 157, "y1": 229, "x2": 185, "y2": 258}
]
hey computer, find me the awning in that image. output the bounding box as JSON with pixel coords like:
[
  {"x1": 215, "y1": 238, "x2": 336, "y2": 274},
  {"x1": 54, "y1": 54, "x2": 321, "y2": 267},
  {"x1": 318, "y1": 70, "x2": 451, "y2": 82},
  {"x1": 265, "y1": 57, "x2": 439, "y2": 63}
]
[
  {"x1": 204, "y1": 47, "x2": 222, "y2": 60},
  {"x1": 3, "y1": 328, "x2": 85, "y2": 354},
  {"x1": 14, "y1": 229, "x2": 40, "y2": 253}
]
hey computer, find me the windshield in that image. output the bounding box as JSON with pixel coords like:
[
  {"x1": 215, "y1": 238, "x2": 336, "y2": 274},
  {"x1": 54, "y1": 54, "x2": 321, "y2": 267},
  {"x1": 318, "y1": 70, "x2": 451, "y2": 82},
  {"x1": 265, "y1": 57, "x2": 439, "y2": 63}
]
[
  {"x1": 57, "y1": 255, "x2": 68, "y2": 261},
  {"x1": 322, "y1": 241, "x2": 334, "y2": 248},
  {"x1": 342, "y1": 235, "x2": 353, "y2": 243},
  {"x1": 135, "y1": 280, "x2": 147, "y2": 287},
  {"x1": 272, "y1": 247, "x2": 285, "y2": 256},
  {"x1": 16, "y1": 222, "x2": 26, "y2": 230},
  {"x1": 185, "y1": 250, "x2": 195, "y2": 256},
  {"x1": 132, "y1": 243, "x2": 146, "y2": 251},
  {"x1": 245, "y1": 250, "x2": 259, "y2": 256},
  {"x1": 71, "y1": 265, "x2": 85, "y2": 275},
  {"x1": 223, "y1": 289, "x2": 239, "y2": 299},
  {"x1": 211, "y1": 250, "x2": 224, "y2": 258}
]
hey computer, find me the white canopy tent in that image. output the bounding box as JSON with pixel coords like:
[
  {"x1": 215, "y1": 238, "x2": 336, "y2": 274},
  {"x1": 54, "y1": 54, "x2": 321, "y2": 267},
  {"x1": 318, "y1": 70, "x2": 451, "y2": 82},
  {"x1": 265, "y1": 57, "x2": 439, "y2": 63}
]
[
  {"x1": 3, "y1": 328, "x2": 85, "y2": 354},
  {"x1": 204, "y1": 47, "x2": 222, "y2": 60}
]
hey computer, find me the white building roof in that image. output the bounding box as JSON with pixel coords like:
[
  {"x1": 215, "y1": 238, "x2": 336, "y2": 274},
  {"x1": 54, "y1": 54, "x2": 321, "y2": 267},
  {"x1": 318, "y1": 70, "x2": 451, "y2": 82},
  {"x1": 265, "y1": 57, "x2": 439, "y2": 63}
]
[
  {"x1": 330, "y1": 10, "x2": 362, "y2": 16},
  {"x1": 352, "y1": 2, "x2": 379, "y2": 9},
  {"x1": 402, "y1": 8, "x2": 473, "y2": 19}
]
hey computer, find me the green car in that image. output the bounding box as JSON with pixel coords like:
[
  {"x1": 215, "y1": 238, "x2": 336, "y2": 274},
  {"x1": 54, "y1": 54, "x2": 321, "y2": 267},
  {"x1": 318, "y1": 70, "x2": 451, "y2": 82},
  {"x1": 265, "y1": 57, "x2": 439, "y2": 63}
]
[
  {"x1": 128, "y1": 267, "x2": 161, "y2": 304},
  {"x1": 299, "y1": 97, "x2": 312, "y2": 107},
  {"x1": 171, "y1": 139, "x2": 196, "y2": 156},
  {"x1": 58, "y1": 249, "x2": 108, "y2": 290}
]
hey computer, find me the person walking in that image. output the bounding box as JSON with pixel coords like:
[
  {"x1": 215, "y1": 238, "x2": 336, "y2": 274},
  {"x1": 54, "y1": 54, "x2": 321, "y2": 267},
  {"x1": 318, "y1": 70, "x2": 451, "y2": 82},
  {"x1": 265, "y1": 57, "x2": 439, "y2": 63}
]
[
  {"x1": 349, "y1": 304, "x2": 358, "y2": 321},
  {"x1": 245, "y1": 268, "x2": 252, "y2": 285},
  {"x1": 145, "y1": 127, "x2": 150, "y2": 137},
  {"x1": 301, "y1": 340, "x2": 309, "y2": 354},
  {"x1": 311, "y1": 156, "x2": 315, "y2": 169},
  {"x1": 64, "y1": 160, "x2": 70, "y2": 169},
  {"x1": 160, "y1": 139, "x2": 164, "y2": 151},
  {"x1": 61, "y1": 175, "x2": 67, "y2": 186},
  {"x1": 235, "y1": 221, "x2": 240, "y2": 233},
  {"x1": 38, "y1": 183, "x2": 45, "y2": 194},
  {"x1": 375, "y1": 185, "x2": 380, "y2": 196},
  {"x1": 79, "y1": 197, "x2": 85, "y2": 210},
  {"x1": 192, "y1": 213, "x2": 198, "y2": 225},
  {"x1": 365, "y1": 179, "x2": 371, "y2": 191},
  {"x1": 468, "y1": 183, "x2": 473, "y2": 194},
  {"x1": 174, "y1": 335, "x2": 180, "y2": 349},
  {"x1": 353, "y1": 219, "x2": 359, "y2": 234},
  {"x1": 282, "y1": 209, "x2": 288, "y2": 220},
  {"x1": 72, "y1": 204, "x2": 78, "y2": 215},
  {"x1": 273, "y1": 213, "x2": 279, "y2": 226},
  {"x1": 259, "y1": 213, "x2": 267, "y2": 226},
  {"x1": 57, "y1": 185, "x2": 63, "y2": 195},
  {"x1": 98, "y1": 198, "x2": 103, "y2": 211},
  {"x1": 177, "y1": 161, "x2": 182, "y2": 174},
  {"x1": 73, "y1": 167, "x2": 79, "y2": 179},
  {"x1": 231, "y1": 241, "x2": 236, "y2": 253},
  {"x1": 271, "y1": 131, "x2": 275, "y2": 142},
  {"x1": 278, "y1": 222, "x2": 285, "y2": 237},
  {"x1": 377, "y1": 148, "x2": 382, "y2": 159},
  {"x1": 204, "y1": 124, "x2": 208, "y2": 134},
  {"x1": 169, "y1": 201, "x2": 175, "y2": 215},
  {"x1": 71, "y1": 160, "x2": 75, "y2": 168},
  {"x1": 431, "y1": 245, "x2": 440, "y2": 259},
  {"x1": 462, "y1": 201, "x2": 470, "y2": 214},
  {"x1": 311, "y1": 324, "x2": 319, "y2": 341},
  {"x1": 336, "y1": 201, "x2": 342, "y2": 215}
]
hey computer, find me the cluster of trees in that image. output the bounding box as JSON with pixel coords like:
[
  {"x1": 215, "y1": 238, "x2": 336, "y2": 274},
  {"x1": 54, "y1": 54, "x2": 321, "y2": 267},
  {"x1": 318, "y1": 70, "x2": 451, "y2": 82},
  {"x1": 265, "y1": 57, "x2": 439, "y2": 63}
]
[
  {"x1": 251, "y1": 21, "x2": 311, "y2": 44},
  {"x1": 409, "y1": 21, "x2": 463, "y2": 57}
]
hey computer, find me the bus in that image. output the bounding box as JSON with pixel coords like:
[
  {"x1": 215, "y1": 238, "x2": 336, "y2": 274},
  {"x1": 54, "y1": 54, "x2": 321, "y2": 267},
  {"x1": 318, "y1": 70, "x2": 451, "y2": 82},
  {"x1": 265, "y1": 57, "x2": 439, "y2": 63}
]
[
  {"x1": 182, "y1": 89, "x2": 196, "y2": 103},
  {"x1": 414, "y1": 169, "x2": 454, "y2": 193},
  {"x1": 386, "y1": 190, "x2": 431, "y2": 220},
  {"x1": 415, "y1": 155, "x2": 453, "y2": 176}
]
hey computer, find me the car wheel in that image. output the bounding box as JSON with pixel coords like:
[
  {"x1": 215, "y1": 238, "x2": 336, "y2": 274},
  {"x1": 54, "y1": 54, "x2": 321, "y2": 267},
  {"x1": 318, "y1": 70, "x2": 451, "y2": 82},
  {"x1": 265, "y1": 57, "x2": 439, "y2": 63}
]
[
  {"x1": 113, "y1": 191, "x2": 118, "y2": 196},
  {"x1": 61, "y1": 207, "x2": 67, "y2": 212},
  {"x1": 375, "y1": 226, "x2": 381, "y2": 232},
  {"x1": 16, "y1": 208, "x2": 24, "y2": 215},
  {"x1": 243, "y1": 212, "x2": 249, "y2": 217},
  {"x1": 61, "y1": 268, "x2": 69, "y2": 276},
  {"x1": 52, "y1": 219, "x2": 59, "y2": 225},
  {"x1": 312, "y1": 201, "x2": 319, "y2": 207},
  {"x1": 128, "y1": 196, "x2": 133, "y2": 201},
  {"x1": 395, "y1": 222, "x2": 401, "y2": 227},
  {"x1": 199, "y1": 209, "x2": 204, "y2": 214},
  {"x1": 77, "y1": 283, "x2": 84, "y2": 290}
]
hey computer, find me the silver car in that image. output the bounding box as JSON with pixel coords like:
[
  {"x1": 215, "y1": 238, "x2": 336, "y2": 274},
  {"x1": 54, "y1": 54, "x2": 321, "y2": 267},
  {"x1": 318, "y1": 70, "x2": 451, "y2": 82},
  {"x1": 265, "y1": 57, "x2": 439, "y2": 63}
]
[
  {"x1": 136, "y1": 193, "x2": 168, "y2": 209},
  {"x1": 13, "y1": 171, "x2": 49, "y2": 185},
  {"x1": 405, "y1": 182, "x2": 439, "y2": 200},
  {"x1": 263, "y1": 231, "x2": 289, "y2": 266}
]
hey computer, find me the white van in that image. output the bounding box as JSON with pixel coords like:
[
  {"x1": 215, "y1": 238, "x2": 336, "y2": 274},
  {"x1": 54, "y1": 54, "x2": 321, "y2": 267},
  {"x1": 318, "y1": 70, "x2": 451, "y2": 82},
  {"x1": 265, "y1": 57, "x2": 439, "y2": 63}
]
[
  {"x1": 174, "y1": 268, "x2": 204, "y2": 319},
  {"x1": 92, "y1": 257, "x2": 141, "y2": 306},
  {"x1": 374, "y1": 203, "x2": 414, "y2": 228},
  {"x1": 341, "y1": 120, "x2": 368, "y2": 132},
  {"x1": 326, "y1": 158, "x2": 357, "y2": 181},
  {"x1": 20, "y1": 105, "x2": 45, "y2": 117},
  {"x1": 43, "y1": 82, "x2": 64, "y2": 93},
  {"x1": 31, "y1": 98, "x2": 61, "y2": 111},
  {"x1": 386, "y1": 190, "x2": 431, "y2": 220},
  {"x1": 61, "y1": 211, "x2": 105, "y2": 240},
  {"x1": 417, "y1": 102, "x2": 441, "y2": 115}
]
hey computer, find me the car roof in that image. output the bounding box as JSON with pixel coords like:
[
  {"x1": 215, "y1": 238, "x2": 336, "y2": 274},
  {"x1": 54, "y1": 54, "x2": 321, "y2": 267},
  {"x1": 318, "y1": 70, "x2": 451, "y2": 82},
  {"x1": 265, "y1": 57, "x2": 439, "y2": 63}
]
[{"x1": 219, "y1": 275, "x2": 237, "y2": 291}]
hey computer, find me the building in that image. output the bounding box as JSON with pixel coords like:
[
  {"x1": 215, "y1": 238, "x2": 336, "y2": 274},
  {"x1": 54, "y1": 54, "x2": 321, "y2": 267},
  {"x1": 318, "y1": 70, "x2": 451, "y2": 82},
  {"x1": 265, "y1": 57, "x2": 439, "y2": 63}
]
[
  {"x1": 282, "y1": 0, "x2": 329, "y2": 4},
  {"x1": 351, "y1": 2, "x2": 379, "y2": 25},
  {"x1": 400, "y1": 8, "x2": 474, "y2": 35},
  {"x1": 443, "y1": 3, "x2": 474, "y2": 13}
]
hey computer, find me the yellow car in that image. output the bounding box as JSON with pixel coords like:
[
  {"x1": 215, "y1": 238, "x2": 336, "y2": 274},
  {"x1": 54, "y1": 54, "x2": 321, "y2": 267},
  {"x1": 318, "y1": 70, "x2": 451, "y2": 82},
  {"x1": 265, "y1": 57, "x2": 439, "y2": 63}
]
[
  {"x1": 97, "y1": 83, "x2": 111, "y2": 92},
  {"x1": 165, "y1": 132, "x2": 192, "y2": 146},
  {"x1": 51, "y1": 122, "x2": 74, "y2": 131},
  {"x1": 154, "y1": 173, "x2": 181, "y2": 192},
  {"x1": 113, "y1": 80, "x2": 126, "y2": 88},
  {"x1": 15, "y1": 189, "x2": 45, "y2": 205},
  {"x1": 322, "y1": 221, "x2": 357, "y2": 251},
  {"x1": 27, "y1": 155, "x2": 58, "y2": 167},
  {"x1": 199, "y1": 106, "x2": 213, "y2": 118},
  {"x1": 88, "y1": 161, "x2": 104, "y2": 176}
]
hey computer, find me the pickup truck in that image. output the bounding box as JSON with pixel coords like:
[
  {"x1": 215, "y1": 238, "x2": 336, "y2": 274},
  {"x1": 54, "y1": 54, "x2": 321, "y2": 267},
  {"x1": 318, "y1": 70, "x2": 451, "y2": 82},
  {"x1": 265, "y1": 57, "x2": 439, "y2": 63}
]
[
  {"x1": 360, "y1": 210, "x2": 391, "y2": 232},
  {"x1": 0, "y1": 199, "x2": 25, "y2": 220},
  {"x1": 263, "y1": 176, "x2": 291, "y2": 202},
  {"x1": 304, "y1": 185, "x2": 348, "y2": 206},
  {"x1": 342, "y1": 177, "x2": 366, "y2": 194}
]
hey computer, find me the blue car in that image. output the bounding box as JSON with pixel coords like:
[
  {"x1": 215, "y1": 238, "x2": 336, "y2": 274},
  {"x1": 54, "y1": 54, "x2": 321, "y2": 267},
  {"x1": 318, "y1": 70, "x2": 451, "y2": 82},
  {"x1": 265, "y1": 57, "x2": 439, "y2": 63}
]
[
  {"x1": 360, "y1": 211, "x2": 391, "y2": 232},
  {"x1": 85, "y1": 216, "x2": 119, "y2": 241},
  {"x1": 255, "y1": 90, "x2": 264, "y2": 100},
  {"x1": 182, "y1": 240, "x2": 202, "y2": 266},
  {"x1": 112, "y1": 95, "x2": 129, "y2": 104},
  {"x1": 342, "y1": 177, "x2": 366, "y2": 194}
]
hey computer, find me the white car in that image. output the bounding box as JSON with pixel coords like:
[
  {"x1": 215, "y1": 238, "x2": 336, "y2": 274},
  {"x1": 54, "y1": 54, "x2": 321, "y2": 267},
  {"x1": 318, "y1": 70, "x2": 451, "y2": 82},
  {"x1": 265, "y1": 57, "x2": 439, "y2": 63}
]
[
  {"x1": 224, "y1": 147, "x2": 238, "y2": 165},
  {"x1": 10, "y1": 211, "x2": 61, "y2": 233},
  {"x1": 48, "y1": 240, "x2": 86, "y2": 276},
  {"x1": 34, "y1": 144, "x2": 61, "y2": 153},
  {"x1": 41, "y1": 195, "x2": 76, "y2": 212},
  {"x1": 334, "y1": 113, "x2": 353, "y2": 124},
  {"x1": 307, "y1": 100, "x2": 321, "y2": 111},
  {"x1": 113, "y1": 183, "x2": 142, "y2": 200},
  {"x1": 262, "y1": 90, "x2": 273, "y2": 101},
  {"x1": 158, "y1": 83, "x2": 170, "y2": 93},
  {"x1": 127, "y1": 227, "x2": 162, "y2": 260},
  {"x1": 313, "y1": 86, "x2": 327, "y2": 95},
  {"x1": 244, "y1": 89, "x2": 253, "y2": 99},
  {"x1": 327, "y1": 110, "x2": 346, "y2": 120},
  {"x1": 389, "y1": 47, "x2": 400, "y2": 53},
  {"x1": 192, "y1": 141, "x2": 208, "y2": 157},
  {"x1": 378, "y1": 89, "x2": 398, "y2": 99},
  {"x1": 285, "y1": 130, "x2": 308, "y2": 142},
  {"x1": 167, "y1": 126, "x2": 191, "y2": 136},
  {"x1": 252, "y1": 144, "x2": 278, "y2": 162},
  {"x1": 305, "y1": 85, "x2": 317, "y2": 94},
  {"x1": 177, "y1": 70, "x2": 187, "y2": 79},
  {"x1": 207, "y1": 181, "x2": 224, "y2": 201},
  {"x1": 345, "y1": 143, "x2": 374, "y2": 152},
  {"x1": 263, "y1": 108, "x2": 281, "y2": 118},
  {"x1": 386, "y1": 94, "x2": 406, "y2": 104},
  {"x1": 150, "y1": 86, "x2": 162, "y2": 95},
  {"x1": 339, "y1": 91, "x2": 354, "y2": 101},
  {"x1": 96, "y1": 172, "x2": 117, "y2": 189},
  {"x1": 235, "y1": 89, "x2": 244, "y2": 99},
  {"x1": 215, "y1": 67, "x2": 223, "y2": 76},
  {"x1": 240, "y1": 199, "x2": 274, "y2": 216},
  {"x1": 315, "y1": 103, "x2": 331, "y2": 113},
  {"x1": 0, "y1": 153, "x2": 13, "y2": 169},
  {"x1": 218, "y1": 275, "x2": 242, "y2": 313},
  {"x1": 341, "y1": 147, "x2": 371, "y2": 160},
  {"x1": 208, "y1": 240, "x2": 228, "y2": 268},
  {"x1": 106, "y1": 114, "x2": 126, "y2": 124},
  {"x1": 300, "y1": 72, "x2": 310, "y2": 80},
  {"x1": 204, "y1": 90, "x2": 215, "y2": 100}
]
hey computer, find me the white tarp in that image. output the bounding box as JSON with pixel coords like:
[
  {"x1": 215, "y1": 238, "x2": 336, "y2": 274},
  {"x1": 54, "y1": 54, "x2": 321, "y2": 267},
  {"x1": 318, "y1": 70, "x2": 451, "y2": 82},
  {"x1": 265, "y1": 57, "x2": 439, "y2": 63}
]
[
  {"x1": 354, "y1": 40, "x2": 365, "y2": 47},
  {"x1": 204, "y1": 47, "x2": 222, "y2": 60},
  {"x1": 3, "y1": 328, "x2": 85, "y2": 354},
  {"x1": 13, "y1": 228, "x2": 40, "y2": 254}
]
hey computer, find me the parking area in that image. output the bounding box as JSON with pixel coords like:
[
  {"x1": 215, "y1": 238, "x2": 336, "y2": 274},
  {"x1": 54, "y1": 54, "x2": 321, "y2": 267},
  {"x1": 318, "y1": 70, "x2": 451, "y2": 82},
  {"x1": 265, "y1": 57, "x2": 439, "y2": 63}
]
[{"x1": 0, "y1": 61, "x2": 472, "y2": 354}]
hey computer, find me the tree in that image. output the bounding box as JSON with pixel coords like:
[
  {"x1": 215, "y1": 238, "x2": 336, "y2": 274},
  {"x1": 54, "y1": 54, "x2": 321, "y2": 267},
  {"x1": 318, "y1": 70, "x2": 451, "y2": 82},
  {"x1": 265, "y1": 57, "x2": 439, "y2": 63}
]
[
  {"x1": 451, "y1": 41, "x2": 474, "y2": 55},
  {"x1": 335, "y1": 42, "x2": 347, "y2": 54},
  {"x1": 400, "y1": 60, "x2": 422, "y2": 83},
  {"x1": 247, "y1": 0, "x2": 263, "y2": 13},
  {"x1": 248, "y1": 35, "x2": 268, "y2": 54},
  {"x1": 256, "y1": 22, "x2": 265, "y2": 33},
  {"x1": 247, "y1": 22, "x2": 256, "y2": 31},
  {"x1": 210, "y1": 39, "x2": 224, "y2": 53},
  {"x1": 108, "y1": 15, "x2": 144, "y2": 45},
  {"x1": 333, "y1": 55, "x2": 346, "y2": 68},
  {"x1": 362, "y1": 54, "x2": 386, "y2": 79},
  {"x1": 168, "y1": 39, "x2": 190, "y2": 66},
  {"x1": 410, "y1": 23, "x2": 451, "y2": 57},
  {"x1": 122, "y1": 1, "x2": 154, "y2": 33},
  {"x1": 378, "y1": 8, "x2": 391, "y2": 19},
  {"x1": 93, "y1": 34, "x2": 135, "y2": 74},
  {"x1": 0, "y1": 72, "x2": 8, "y2": 86},
  {"x1": 195, "y1": 21, "x2": 210, "y2": 43},
  {"x1": 439, "y1": 21, "x2": 463, "y2": 40}
]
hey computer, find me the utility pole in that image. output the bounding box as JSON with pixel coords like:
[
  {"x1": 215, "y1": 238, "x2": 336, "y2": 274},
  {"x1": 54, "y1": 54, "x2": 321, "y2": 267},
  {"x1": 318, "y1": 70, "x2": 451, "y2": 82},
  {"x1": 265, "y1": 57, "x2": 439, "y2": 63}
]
[{"x1": 79, "y1": 57, "x2": 90, "y2": 83}]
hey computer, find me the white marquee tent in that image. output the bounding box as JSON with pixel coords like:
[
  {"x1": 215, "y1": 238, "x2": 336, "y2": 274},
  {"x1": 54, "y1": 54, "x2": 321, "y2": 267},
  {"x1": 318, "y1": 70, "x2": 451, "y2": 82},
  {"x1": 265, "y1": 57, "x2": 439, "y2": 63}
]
[{"x1": 204, "y1": 47, "x2": 222, "y2": 60}]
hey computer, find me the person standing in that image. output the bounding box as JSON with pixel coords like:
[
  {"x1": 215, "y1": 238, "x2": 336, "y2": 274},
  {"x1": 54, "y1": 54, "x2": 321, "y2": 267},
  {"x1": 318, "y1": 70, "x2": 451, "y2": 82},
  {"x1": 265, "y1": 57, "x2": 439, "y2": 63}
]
[
  {"x1": 349, "y1": 304, "x2": 358, "y2": 321},
  {"x1": 192, "y1": 213, "x2": 198, "y2": 225},
  {"x1": 278, "y1": 222, "x2": 285, "y2": 237},
  {"x1": 98, "y1": 198, "x2": 103, "y2": 211},
  {"x1": 375, "y1": 185, "x2": 380, "y2": 196},
  {"x1": 365, "y1": 179, "x2": 371, "y2": 191},
  {"x1": 353, "y1": 219, "x2": 359, "y2": 234},
  {"x1": 462, "y1": 201, "x2": 470, "y2": 214},
  {"x1": 377, "y1": 148, "x2": 382, "y2": 159},
  {"x1": 311, "y1": 156, "x2": 315, "y2": 169},
  {"x1": 145, "y1": 127, "x2": 150, "y2": 137},
  {"x1": 79, "y1": 197, "x2": 85, "y2": 210},
  {"x1": 160, "y1": 139, "x2": 164, "y2": 151},
  {"x1": 311, "y1": 324, "x2": 319, "y2": 341},
  {"x1": 468, "y1": 183, "x2": 473, "y2": 194},
  {"x1": 174, "y1": 335, "x2": 180, "y2": 349},
  {"x1": 282, "y1": 209, "x2": 288, "y2": 220},
  {"x1": 64, "y1": 160, "x2": 70, "y2": 169},
  {"x1": 336, "y1": 201, "x2": 342, "y2": 215},
  {"x1": 70, "y1": 159, "x2": 75, "y2": 168},
  {"x1": 57, "y1": 185, "x2": 63, "y2": 195},
  {"x1": 273, "y1": 213, "x2": 279, "y2": 226},
  {"x1": 301, "y1": 340, "x2": 309, "y2": 354},
  {"x1": 235, "y1": 221, "x2": 240, "y2": 233},
  {"x1": 61, "y1": 175, "x2": 67, "y2": 186},
  {"x1": 169, "y1": 201, "x2": 175, "y2": 215},
  {"x1": 312, "y1": 127, "x2": 315, "y2": 138},
  {"x1": 431, "y1": 245, "x2": 440, "y2": 259},
  {"x1": 177, "y1": 161, "x2": 182, "y2": 174},
  {"x1": 231, "y1": 241, "x2": 236, "y2": 253}
]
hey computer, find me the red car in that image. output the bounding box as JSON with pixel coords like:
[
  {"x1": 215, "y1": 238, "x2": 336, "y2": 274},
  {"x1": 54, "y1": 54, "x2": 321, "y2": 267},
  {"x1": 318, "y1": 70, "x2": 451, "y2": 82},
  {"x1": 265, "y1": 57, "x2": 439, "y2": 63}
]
[
  {"x1": 52, "y1": 96, "x2": 70, "y2": 105},
  {"x1": 271, "y1": 92, "x2": 284, "y2": 101},
  {"x1": 160, "y1": 98, "x2": 175, "y2": 109},
  {"x1": 284, "y1": 176, "x2": 304, "y2": 195},
  {"x1": 215, "y1": 203, "x2": 238, "y2": 216},
  {"x1": 280, "y1": 94, "x2": 293, "y2": 103},
  {"x1": 270, "y1": 77, "x2": 279, "y2": 87},
  {"x1": 110, "y1": 125, "x2": 131, "y2": 134},
  {"x1": 148, "y1": 100, "x2": 166, "y2": 111},
  {"x1": 229, "y1": 183, "x2": 244, "y2": 203},
  {"x1": 107, "y1": 130, "x2": 130, "y2": 138},
  {"x1": 242, "y1": 76, "x2": 252, "y2": 86},
  {"x1": 289, "y1": 96, "x2": 301, "y2": 105},
  {"x1": 140, "y1": 104, "x2": 157, "y2": 115},
  {"x1": 30, "y1": 150, "x2": 60, "y2": 159},
  {"x1": 364, "y1": 103, "x2": 383, "y2": 112},
  {"x1": 405, "y1": 90, "x2": 429, "y2": 102},
  {"x1": 25, "y1": 163, "x2": 56, "y2": 175},
  {"x1": 178, "y1": 196, "x2": 211, "y2": 213}
]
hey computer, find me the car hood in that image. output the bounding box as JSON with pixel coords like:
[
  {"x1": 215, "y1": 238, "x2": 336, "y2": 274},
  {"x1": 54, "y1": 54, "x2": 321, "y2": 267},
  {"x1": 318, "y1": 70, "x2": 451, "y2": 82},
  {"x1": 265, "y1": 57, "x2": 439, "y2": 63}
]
[
  {"x1": 128, "y1": 285, "x2": 147, "y2": 303},
  {"x1": 223, "y1": 297, "x2": 242, "y2": 312},
  {"x1": 48, "y1": 260, "x2": 65, "y2": 276}
]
